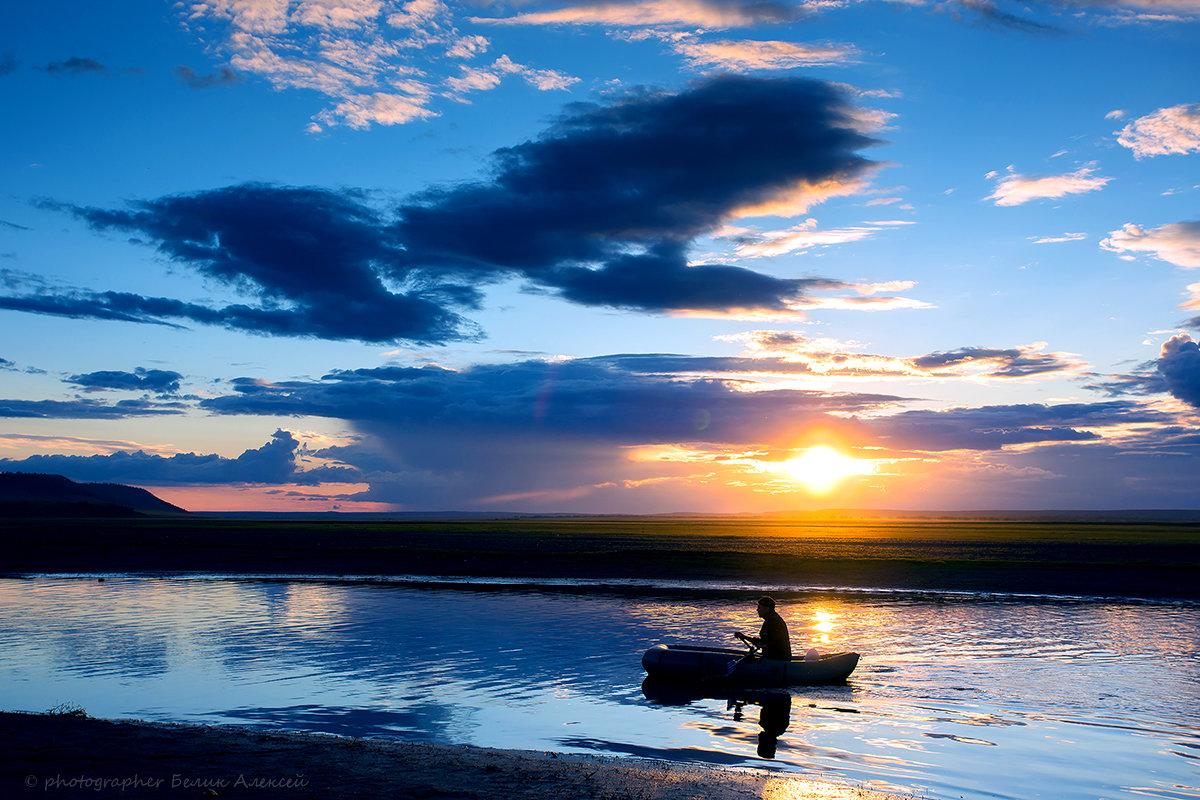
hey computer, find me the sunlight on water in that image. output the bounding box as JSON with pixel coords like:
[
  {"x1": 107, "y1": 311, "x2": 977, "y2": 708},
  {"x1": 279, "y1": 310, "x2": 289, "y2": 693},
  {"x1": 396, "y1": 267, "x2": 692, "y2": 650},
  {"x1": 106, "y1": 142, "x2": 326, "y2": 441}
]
[{"x1": 0, "y1": 577, "x2": 1197, "y2": 800}]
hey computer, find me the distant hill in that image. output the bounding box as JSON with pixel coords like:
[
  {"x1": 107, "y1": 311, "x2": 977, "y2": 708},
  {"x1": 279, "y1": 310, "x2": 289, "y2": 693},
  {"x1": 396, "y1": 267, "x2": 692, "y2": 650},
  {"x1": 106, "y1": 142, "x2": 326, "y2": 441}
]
[{"x1": 0, "y1": 473, "x2": 188, "y2": 517}]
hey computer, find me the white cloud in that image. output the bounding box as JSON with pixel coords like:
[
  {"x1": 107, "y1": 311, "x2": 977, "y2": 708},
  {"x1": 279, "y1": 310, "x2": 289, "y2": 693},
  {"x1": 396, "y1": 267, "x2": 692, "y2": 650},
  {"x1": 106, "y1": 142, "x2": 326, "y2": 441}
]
[
  {"x1": 470, "y1": 0, "x2": 803, "y2": 29},
  {"x1": 184, "y1": 0, "x2": 575, "y2": 130},
  {"x1": 725, "y1": 218, "x2": 912, "y2": 258},
  {"x1": 1181, "y1": 281, "x2": 1200, "y2": 310},
  {"x1": 717, "y1": 332, "x2": 1079, "y2": 379},
  {"x1": 315, "y1": 90, "x2": 437, "y2": 129},
  {"x1": 987, "y1": 165, "x2": 1111, "y2": 206},
  {"x1": 1101, "y1": 220, "x2": 1200, "y2": 268},
  {"x1": 1030, "y1": 232, "x2": 1087, "y2": 244},
  {"x1": 671, "y1": 38, "x2": 858, "y2": 70},
  {"x1": 854, "y1": 280, "x2": 917, "y2": 295},
  {"x1": 446, "y1": 34, "x2": 490, "y2": 58},
  {"x1": 445, "y1": 55, "x2": 579, "y2": 96},
  {"x1": 1116, "y1": 103, "x2": 1200, "y2": 158}
]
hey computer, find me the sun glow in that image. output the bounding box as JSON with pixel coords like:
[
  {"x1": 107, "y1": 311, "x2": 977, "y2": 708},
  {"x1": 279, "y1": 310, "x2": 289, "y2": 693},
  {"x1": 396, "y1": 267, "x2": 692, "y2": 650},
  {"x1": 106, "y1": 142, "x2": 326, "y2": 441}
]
[{"x1": 782, "y1": 446, "x2": 874, "y2": 494}]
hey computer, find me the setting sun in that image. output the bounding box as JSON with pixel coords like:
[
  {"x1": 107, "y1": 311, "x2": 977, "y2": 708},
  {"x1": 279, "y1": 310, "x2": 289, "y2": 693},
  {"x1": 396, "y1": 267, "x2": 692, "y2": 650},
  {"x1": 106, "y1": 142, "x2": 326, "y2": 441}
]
[{"x1": 782, "y1": 446, "x2": 875, "y2": 494}]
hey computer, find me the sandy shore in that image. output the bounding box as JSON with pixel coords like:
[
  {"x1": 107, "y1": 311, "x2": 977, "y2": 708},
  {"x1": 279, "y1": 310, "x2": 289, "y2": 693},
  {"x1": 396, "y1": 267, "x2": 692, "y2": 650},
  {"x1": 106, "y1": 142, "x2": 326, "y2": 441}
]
[{"x1": 1, "y1": 712, "x2": 910, "y2": 800}]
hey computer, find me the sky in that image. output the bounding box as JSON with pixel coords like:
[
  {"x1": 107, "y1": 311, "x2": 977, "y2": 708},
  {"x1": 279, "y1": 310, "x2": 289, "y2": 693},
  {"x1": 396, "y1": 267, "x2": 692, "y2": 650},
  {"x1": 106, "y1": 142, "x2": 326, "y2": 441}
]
[{"x1": 1, "y1": 0, "x2": 1198, "y2": 513}]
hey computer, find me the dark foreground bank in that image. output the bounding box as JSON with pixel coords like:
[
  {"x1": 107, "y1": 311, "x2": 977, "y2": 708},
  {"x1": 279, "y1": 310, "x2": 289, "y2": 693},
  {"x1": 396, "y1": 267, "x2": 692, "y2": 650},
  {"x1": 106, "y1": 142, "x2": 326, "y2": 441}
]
[
  {"x1": 4, "y1": 516, "x2": 1199, "y2": 599},
  {"x1": 0, "y1": 712, "x2": 903, "y2": 800}
]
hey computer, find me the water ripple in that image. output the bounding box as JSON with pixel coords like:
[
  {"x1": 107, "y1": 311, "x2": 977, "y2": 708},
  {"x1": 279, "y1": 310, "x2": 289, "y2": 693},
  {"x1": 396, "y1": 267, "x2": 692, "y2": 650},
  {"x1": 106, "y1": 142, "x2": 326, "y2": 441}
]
[{"x1": 1, "y1": 576, "x2": 1197, "y2": 800}]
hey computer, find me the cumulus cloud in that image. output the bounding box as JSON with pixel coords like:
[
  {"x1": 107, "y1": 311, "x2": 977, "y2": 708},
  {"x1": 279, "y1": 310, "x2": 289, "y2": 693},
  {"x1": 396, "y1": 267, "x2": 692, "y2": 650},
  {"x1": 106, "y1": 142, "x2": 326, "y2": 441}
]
[
  {"x1": 184, "y1": 0, "x2": 575, "y2": 130},
  {"x1": 1116, "y1": 103, "x2": 1200, "y2": 157},
  {"x1": 391, "y1": 75, "x2": 884, "y2": 314},
  {"x1": 987, "y1": 165, "x2": 1111, "y2": 206},
  {"x1": 66, "y1": 368, "x2": 184, "y2": 396},
  {"x1": 32, "y1": 184, "x2": 479, "y2": 343},
  {"x1": 1156, "y1": 334, "x2": 1200, "y2": 406},
  {"x1": 1101, "y1": 220, "x2": 1200, "y2": 268},
  {"x1": 18, "y1": 77, "x2": 898, "y2": 338},
  {"x1": 0, "y1": 430, "x2": 357, "y2": 485}
]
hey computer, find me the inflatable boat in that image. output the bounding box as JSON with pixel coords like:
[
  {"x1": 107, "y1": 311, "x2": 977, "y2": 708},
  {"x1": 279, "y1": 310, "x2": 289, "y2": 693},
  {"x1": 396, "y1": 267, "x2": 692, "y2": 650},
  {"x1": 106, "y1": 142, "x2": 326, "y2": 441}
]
[{"x1": 641, "y1": 644, "x2": 859, "y2": 686}]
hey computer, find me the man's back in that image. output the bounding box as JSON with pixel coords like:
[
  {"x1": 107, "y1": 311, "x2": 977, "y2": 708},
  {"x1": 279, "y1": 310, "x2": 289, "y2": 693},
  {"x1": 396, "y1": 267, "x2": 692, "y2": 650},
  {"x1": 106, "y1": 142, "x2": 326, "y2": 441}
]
[{"x1": 759, "y1": 609, "x2": 792, "y2": 661}]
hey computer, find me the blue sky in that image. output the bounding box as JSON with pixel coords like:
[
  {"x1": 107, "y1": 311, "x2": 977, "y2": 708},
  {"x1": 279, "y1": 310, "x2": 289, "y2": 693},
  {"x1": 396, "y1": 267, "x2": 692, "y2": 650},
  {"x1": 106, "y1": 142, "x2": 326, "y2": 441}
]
[{"x1": 1, "y1": 0, "x2": 1198, "y2": 512}]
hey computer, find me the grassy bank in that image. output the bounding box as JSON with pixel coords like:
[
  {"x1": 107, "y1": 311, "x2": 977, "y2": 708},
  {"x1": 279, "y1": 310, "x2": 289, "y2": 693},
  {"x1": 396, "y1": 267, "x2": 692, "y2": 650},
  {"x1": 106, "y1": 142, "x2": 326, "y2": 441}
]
[{"x1": 3, "y1": 516, "x2": 1198, "y2": 599}]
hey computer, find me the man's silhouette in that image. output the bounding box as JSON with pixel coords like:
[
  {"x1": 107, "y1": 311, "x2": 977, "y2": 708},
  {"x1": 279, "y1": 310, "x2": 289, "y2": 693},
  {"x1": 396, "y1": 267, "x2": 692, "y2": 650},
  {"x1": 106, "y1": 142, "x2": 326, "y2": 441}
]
[{"x1": 736, "y1": 596, "x2": 792, "y2": 661}]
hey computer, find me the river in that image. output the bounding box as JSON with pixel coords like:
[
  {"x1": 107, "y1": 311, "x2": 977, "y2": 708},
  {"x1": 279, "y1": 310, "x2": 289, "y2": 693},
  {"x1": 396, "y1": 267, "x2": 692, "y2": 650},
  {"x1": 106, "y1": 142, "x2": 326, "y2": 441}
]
[{"x1": 2, "y1": 575, "x2": 1197, "y2": 800}]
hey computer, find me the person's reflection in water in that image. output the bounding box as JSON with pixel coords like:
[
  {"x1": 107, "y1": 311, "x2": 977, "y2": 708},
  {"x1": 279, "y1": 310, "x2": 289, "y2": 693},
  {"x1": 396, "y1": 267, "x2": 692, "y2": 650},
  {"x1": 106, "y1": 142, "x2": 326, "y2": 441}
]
[
  {"x1": 756, "y1": 693, "x2": 791, "y2": 758},
  {"x1": 728, "y1": 693, "x2": 792, "y2": 759}
]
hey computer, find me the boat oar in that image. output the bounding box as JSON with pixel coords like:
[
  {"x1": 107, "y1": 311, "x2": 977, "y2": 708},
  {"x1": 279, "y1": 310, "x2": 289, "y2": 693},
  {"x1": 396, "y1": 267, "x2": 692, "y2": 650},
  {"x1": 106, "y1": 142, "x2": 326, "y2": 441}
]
[{"x1": 726, "y1": 636, "x2": 760, "y2": 677}]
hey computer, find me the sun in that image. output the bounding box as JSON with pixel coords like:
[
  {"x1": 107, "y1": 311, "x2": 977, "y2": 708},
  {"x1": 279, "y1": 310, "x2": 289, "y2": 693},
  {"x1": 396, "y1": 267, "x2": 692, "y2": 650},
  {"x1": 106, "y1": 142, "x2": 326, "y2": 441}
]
[{"x1": 782, "y1": 446, "x2": 874, "y2": 494}]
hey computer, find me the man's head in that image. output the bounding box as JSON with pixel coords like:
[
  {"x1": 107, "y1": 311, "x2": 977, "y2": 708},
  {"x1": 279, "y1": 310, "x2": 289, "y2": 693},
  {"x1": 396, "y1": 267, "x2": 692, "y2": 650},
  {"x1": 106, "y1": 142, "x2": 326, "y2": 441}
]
[{"x1": 757, "y1": 595, "x2": 776, "y2": 617}]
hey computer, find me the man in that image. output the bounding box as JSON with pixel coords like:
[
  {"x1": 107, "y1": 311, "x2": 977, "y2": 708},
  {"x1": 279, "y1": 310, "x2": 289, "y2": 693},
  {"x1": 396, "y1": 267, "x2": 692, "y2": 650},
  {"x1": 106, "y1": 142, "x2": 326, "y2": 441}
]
[{"x1": 735, "y1": 596, "x2": 792, "y2": 661}]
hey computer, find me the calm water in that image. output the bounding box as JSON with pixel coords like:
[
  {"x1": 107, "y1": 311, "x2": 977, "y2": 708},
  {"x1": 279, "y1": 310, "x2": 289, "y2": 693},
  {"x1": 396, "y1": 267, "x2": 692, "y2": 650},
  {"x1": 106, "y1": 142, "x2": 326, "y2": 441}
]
[{"x1": 2, "y1": 576, "x2": 1198, "y2": 800}]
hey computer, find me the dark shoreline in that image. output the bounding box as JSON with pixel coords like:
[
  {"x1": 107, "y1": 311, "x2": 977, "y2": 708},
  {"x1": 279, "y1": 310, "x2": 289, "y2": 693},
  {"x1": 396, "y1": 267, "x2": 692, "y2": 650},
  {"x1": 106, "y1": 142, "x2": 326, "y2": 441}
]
[
  {"x1": 4, "y1": 516, "x2": 1199, "y2": 600},
  {"x1": 0, "y1": 711, "x2": 907, "y2": 800}
]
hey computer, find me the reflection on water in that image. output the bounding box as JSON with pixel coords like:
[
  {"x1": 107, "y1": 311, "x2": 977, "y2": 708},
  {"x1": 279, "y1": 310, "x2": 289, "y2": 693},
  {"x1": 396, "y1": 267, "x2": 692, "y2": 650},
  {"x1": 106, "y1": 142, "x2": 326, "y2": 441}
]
[
  {"x1": 642, "y1": 680, "x2": 792, "y2": 758},
  {"x1": 1, "y1": 577, "x2": 1198, "y2": 800}
]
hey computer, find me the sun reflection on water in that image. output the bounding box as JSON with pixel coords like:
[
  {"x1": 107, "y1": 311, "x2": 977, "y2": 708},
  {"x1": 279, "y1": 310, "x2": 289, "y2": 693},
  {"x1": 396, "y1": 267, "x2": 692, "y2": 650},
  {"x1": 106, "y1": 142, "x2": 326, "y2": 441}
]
[
  {"x1": 812, "y1": 608, "x2": 836, "y2": 644},
  {"x1": 762, "y1": 776, "x2": 900, "y2": 800}
]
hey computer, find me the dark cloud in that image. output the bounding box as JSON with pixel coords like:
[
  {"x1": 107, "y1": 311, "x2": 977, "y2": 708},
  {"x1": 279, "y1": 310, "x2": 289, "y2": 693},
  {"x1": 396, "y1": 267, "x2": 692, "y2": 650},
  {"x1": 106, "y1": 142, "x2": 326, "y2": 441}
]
[
  {"x1": 0, "y1": 52, "x2": 17, "y2": 77},
  {"x1": 38, "y1": 185, "x2": 479, "y2": 344},
  {"x1": 909, "y1": 346, "x2": 1071, "y2": 377},
  {"x1": 0, "y1": 430, "x2": 357, "y2": 485},
  {"x1": 1156, "y1": 334, "x2": 1200, "y2": 407},
  {"x1": 196, "y1": 358, "x2": 900, "y2": 507},
  {"x1": 188, "y1": 355, "x2": 1186, "y2": 509},
  {"x1": 1086, "y1": 334, "x2": 1200, "y2": 405},
  {"x1": 953, "y1": 0, "x2": 1062, "y2": 33},
  {"x1": 174, "y1": 65, "x2": 241, "y2": 89},
  {"x1": 202, "y1": 359, "x2": 900, "y2": 442},
  {"x1": 869, "y1": 401, "x2": 1163, "y2": 452},
  {"x1": 66, "y1": 367, "x2": 183, "y2": 396},
  {"x1": 0, "y1": 357, "x2": 13, "y2": 370},
  {"x1": 39, "y1": 57, "x2": 107, "y2": 75},
  {"x1": 393, "y1": 74, "x2": 879, "y2": 312},
  {"x1": 0, "y1": 398, "x2": 186, "y2": 419},
  {"x1": 0, "y1": 219, "x2": 32, "y2": 230},
  {"x1": 589, "y1": 344, "x2": 1081, "y2": 379},
  {"x1": 1086, "y1": 370, "x2": 1164, "y2": 397},
  {"x1": 17, "y1": 76, "x2": 885, "y2": 343}
]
